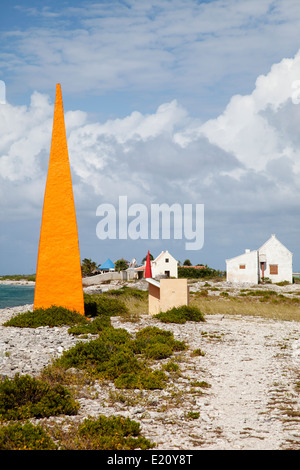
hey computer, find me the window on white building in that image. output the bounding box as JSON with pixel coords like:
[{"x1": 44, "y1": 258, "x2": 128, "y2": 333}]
[{"x1": 269, "y1": 264, "x2": 278, "y2": 275}]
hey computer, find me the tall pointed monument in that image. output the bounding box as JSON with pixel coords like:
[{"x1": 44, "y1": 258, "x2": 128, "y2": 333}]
[
  {"x1": 34, "y1": 84, "x2": 85, "y2": 315},
  {"x1": 144, "y1": 250, "x2": 152, "y2": 278}
]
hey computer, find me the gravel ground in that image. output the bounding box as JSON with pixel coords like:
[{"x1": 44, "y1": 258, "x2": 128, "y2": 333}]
[
  {"x1": 0, "y1": 296, "x2": 300, "y2": 450},
  {"x1": 110, "y1": 313, "x2": 300, "y2": 450}
]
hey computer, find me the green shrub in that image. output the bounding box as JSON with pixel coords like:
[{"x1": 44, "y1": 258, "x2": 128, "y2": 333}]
[
  {"x1": 144, "y1": 343, "x2": 173, "y2": 360},
  {"x1": 178, "y1": 266, "x2": 224, "y2": 279},
  {"x1": 185, "y1": 411, "x2": 200, "y2": 420},
  {"x1": 105, "y1": 286, "x2": 148, "y2": 300},
  {"x1": 163, "y1": 361, "x2": 180, "y2": 372},
  {"x1": 83, "y1": 294, "x2": 99, "y2": 317},
  {"x1": 114, "y1": 369, "x2": 167, "y2": 390},
  {"x1": 55, "y1": 338, "x2": 113, "y2": 371},
  {"x1": 53, "y1": 325, "x2": 177, "y2": 390},
  {"x1": 0, "y1": 274, "x2": 36, "y2": 282},
  {"x1": 191, "y1": 348, "x2": 205, "y2": 357},
  {"x1": 102, "y1": 287, "x2": 148, "y2": 318},
  {"x1": 113, "y1": 372, "x2": 142, "y2": 389},
  {"x1": 53, "y1": 328, "x2": 143, "y2": 388},
  {"x1": 0, "y1": 374, "x2": 79, "y2": 420},
  {"x1": 246, "y1": 290, "x2": 277, "y2": 297},
  {"x1": 84, "y1": 293, "x2": 128, "y2": 317},
  {"x1": 191, "y1": 380, "x2": 211, "y2": 388},
  {"x1": 275, "y1": 281, "x2": 290, "y2": 286},
  {"x1": 133, "y1": 326, "x2": 186, "y2": 356},
  {"x1": 3, "y1": 305, "x2": 88, "y2": 328},
  {"x1": 68, "y1": 315, "x2": 112, "y2": 336},
  {"x1": 74, "y1": 415, "x2": 154, "y2": 450},
  {"x1": 136, "y1": 370, "x2": 167, "y2": 390},
  {"x1": 97, "y1": 348, "x2": 143, "y2": 380},
  {"x1": 154, "y1": 305, "x2": 205, "y2": 324},
  {"x1": 0, "y1": 422, "x2": 57, "y2": 450}
]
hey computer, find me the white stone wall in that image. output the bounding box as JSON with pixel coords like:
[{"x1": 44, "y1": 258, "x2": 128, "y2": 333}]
[
  {"x1": 226, "y1": 250, "x2": 259, "y2": 283},
  {"x1": 226, "y1": 235, "x2": 293, "y2": 284},
  {"x1": 152, "y1": 250, "x2": 178, "y2": 278},
  {"x1": 258, "y1": 235, "x2": 293, "y2": 283}
]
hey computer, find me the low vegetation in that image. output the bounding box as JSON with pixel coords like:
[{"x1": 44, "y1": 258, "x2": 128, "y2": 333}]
[
  {"x1": 104, "y1": 287, "x2": 148, "y2": 318},
  {"x1": 49, "y1": 324, "x2": 185, "y2": 390},
  {"x1": 3, "y1": 295, "x2": 129, "y2": 328},
  {"x1": 133, "y1": 326, "x2": 186, "y2": 358},
  {"x1": 190, "y1": 286, "x2": 300, "y2": 322},
  {"x1": 68, "y1": 315, "x2": 111, "y2": 336},
  {"x1": 0, "y1": 422, "x2": 57, "y2": 450},
  {"x1": 178, "y1": 266, "x2": 225, "y2": 279},
  {"x1": 0, "y1": 291, "x2": 188, "y2": 449},
  {"x1": 86, "y1": 288, "x2": 148, "y2": 320},
  {"x1": 0, "y1": 274, "x2": 36, "y2": 282},
  {"x1": 3, "y1": 305, "x2": 88, "y2": 328},
  {"x1": 0, "y1": 415, "x2": 154, "y2": 450},
  {"x1": 64, "y1": 415, "x2": 154, "y2": 450},
  {"x1": 105, "y1": 286, "x2": 148, "y2": 300},
  {"x1": 154, "y1": 305, "x2": 205, "y2": 324},
  {"x1": 83, "y1": 293, "x2": 128, "y2": 317},
  {"x1": 0, "y1": 373, "x2": 79, "y2": 421},
  {"x1": 2, "y1": 281, "x2": 300, "y2": 449}
]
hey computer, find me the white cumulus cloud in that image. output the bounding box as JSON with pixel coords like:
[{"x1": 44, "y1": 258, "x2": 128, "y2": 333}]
[
  {"x1": 2, "y1": 48, "x2": 300, "y2": 227},
  {"x1": 198, "y1": 50, "x2": 300, "y2": 173}
]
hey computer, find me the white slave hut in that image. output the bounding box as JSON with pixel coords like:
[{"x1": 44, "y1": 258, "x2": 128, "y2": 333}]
[{"x1": 226, "y1": 234, "x2": 293, "y2": 284}]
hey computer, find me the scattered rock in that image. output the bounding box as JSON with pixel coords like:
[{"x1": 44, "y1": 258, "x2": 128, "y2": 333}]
[{"x1": 0, "y1": 287, "x2": 300, "y2": 450}]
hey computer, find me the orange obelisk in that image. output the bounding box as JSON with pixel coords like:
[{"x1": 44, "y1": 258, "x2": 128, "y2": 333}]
[{"x1": 34, "y1": 83, "x2": 84, "y2": 314}]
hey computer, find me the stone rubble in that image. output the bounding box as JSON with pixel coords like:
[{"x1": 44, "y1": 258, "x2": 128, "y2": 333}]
[
  {"x1": 0, "y1": 305, "x2": 82, "y2": 379},
  {"x1": 0, "y1": 289, "x2": 300, "y2": 450}
]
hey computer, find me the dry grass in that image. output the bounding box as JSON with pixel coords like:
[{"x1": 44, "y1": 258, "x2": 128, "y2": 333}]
[
  {"x1": 120, "y1": 296, "x2": 148, "y2": 319},
  {"x1": 104, "y1": 284, "x2": 300, "y2": 323},
  {"x1": 190, "y1": 294, "x2": 300, "y2": 322}
]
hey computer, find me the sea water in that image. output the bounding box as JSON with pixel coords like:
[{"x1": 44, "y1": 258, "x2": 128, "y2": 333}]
[{"x1": 0, "y1": 284, "x2": 35, "y2": 309}]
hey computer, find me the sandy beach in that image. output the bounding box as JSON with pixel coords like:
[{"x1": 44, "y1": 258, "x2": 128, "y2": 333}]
[{"x1": 0, "y1": 280, "x2": 35, "y2": 285}]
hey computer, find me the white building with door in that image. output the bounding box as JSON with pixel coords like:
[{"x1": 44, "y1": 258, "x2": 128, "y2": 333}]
[
  {"x1": 151, "y1": 250, "x2": 178, "y2": 278},
  {"x1": 226, "y1": 234, "x2": 293, "y2": 284},
  {"x1": 136, "y1": 250, "x2": 178, "y2": 279}
]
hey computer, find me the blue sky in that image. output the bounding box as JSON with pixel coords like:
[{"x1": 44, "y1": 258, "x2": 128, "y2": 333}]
[{"x1": 1, "y1": 0, "x2": 300, "y2": 274}]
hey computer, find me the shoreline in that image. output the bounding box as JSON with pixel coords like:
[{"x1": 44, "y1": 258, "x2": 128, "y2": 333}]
[{"x1": 0, "y1": 280, "x2": 35, "y2": 285}]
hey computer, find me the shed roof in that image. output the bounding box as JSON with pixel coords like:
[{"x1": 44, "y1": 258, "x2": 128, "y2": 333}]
[
  {"x1": 145, "y1": 278, "x2": 160, "y2": 288},
  {"x1": 99, "y1": 258, "x2": 115, "y2": 270}
]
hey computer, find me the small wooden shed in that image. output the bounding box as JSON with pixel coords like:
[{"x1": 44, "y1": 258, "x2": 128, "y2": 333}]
[{"x1": 146, "y1": 278, "x2": 189, "y2": 315}]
